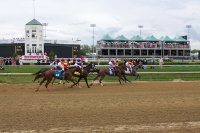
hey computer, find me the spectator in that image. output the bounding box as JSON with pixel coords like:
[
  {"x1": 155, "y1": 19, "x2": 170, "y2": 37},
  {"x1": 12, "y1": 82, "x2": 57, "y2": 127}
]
[
  {"x1": 159, "y1": 57, "x2": 164, "y2": 69},
  {"x1": 143, "y1": 58, "x2": 147, "y2": 70},
  {"x1": 150, "y1": 57, "x2": 155, "y2": 69}
]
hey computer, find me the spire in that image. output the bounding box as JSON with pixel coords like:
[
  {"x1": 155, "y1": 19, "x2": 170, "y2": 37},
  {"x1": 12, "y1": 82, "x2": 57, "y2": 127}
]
[{"x1": 33, "y1": 0, "x2": 36, "y2": 18}]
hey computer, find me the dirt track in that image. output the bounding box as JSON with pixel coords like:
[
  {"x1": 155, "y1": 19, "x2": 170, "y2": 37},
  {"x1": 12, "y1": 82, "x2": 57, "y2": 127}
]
[{"x1": 1, "y1": 81, "x2": 200, "y2": 132}]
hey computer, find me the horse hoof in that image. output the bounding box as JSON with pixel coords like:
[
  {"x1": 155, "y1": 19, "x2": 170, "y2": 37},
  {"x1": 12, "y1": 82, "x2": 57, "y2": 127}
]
[
  {"x1": 35, "y1": 89, "x2": 39, "y2": 92},
  {"x1": 100, "y1": 83, "x2": 104, "y2": 86},
  {"x1": 78, "y1": 86, "x2": 82, "y2": 88}
]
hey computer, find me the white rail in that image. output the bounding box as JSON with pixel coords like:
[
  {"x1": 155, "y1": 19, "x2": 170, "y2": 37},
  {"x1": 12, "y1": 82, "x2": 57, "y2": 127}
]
[
  {"x1": 2, "y1": 65, "x2": 200, "y2": 67},
  {"x1": 1, "y1": 72, "x2": 200, "y2": 76}
]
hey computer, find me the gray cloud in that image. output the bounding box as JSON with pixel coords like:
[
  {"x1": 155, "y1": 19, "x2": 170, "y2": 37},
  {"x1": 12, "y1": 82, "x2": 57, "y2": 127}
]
[{"x1": 0, "y1": 0, "x2": 200, "y2": 49}]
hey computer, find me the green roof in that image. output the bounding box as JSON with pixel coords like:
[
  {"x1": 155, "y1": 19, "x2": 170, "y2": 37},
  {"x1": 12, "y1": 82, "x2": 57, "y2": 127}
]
[
  {"x1": 102, "y1": 34, "x2": 114, "y2": 41},
  {"x1": 160, "y1": 36, "x2": 174, "y2": 42},
  {"x1": 26, "y1": 19, "x2": 42, "y2": 25},
  {"x1": 145, "y1": 35, "x2": 160, "y2": 42},
  {"x1": 115, "y1": 35, "x2": 129, "y2": 41},
  {"x1": 131, "y1": 35, "x2": 144, "y2": 41},
  {"x1": 174, "y1": 37, "x2": 188, "y2": 42}
]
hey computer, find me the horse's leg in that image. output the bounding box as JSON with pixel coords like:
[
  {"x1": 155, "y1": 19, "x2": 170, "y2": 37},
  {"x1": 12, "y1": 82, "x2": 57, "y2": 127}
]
[
  {"x1": 135, "y1": 73, "x2": 139, "y2": 80},
  {"x1": 35, "y1": 77, "x2": 46, "y2": 92},
  {"x1": 51, "y1": 77, "x2": 56, "y2": 85},
  {"x1": 33, "y1": 74, "x2": 42, "y2": 82},
  {"x1": 44, "y1": 76, "x2": 53, "y2": 90},
  {"x1": 99, "y1": 75, "x2": 105, "y2": 86},
  {"x1": 90, "y1": 75, "x2": 100, "y2": 86},
  {"x1": 116, "y1": 73, "x2": 125, "y2": 85},
  {"x1": 71, "y1": 77, "x2": 82, "y2": 88},
  {"x1": 123, "y1": 74, "x2": 131, "y2": 83},
  {"x1": 84, "y1": 77, "x2": 90, "y2": 88}
]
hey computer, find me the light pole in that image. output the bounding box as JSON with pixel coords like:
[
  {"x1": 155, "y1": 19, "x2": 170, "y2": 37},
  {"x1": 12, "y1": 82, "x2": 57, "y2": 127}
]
[
  {"x1": 138, "y1": 25, "x2": 143, "y2": 37},
  {"x1": 90, "y1": 24, "x2": 96, "y2": 58},
  {"x1": 42, "y1": 23, "x2": 48, "y2": 40},
  {"x1": 186, "y1": 25, "x2": 192, "y2": 40}
]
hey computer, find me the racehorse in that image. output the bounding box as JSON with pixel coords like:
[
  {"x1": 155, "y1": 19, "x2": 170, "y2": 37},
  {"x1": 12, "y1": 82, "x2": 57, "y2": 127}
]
[
  {"x1": 70, "y1": 63, "x2": 94, "y2": 88},
  {"x1": 123, "y1": 63, "x2": 144, "y2": 80},
  {"x1": 35, "y1": 66, "x2": 81, "y2": 92},
  {"x1": 90, "y1": 64, "x2": 127, "y2": 86}
]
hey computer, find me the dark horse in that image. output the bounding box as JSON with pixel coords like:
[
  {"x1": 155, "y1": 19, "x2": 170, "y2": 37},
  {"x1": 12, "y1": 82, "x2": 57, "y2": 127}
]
[
  {"x1": 90, "y1": 63, "x2": 144, "y2": 86},
  {"x1": 70, "y1": 63, "x2": 94, "y2": 88},
  {"x1": 123, "y1": 63, "x2": 144, "y2": 81},
  {"x1": 35, "y1": 66, "x2": 81, "y2": 92},
  {"x1": 90, "y1": 64, "x2": 127, "y2": 86}
]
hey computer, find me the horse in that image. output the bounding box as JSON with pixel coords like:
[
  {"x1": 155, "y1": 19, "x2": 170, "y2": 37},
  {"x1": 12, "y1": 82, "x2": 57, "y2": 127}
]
[
  {"x1": 123, "y1": 63, "x2": 144, "y2": 80},
  {"x1": 70, "y1": 63, "x2": 94, "y2": 88},
  {"x1": 90, "y1": 64, "x2": 127, "y2": 86},
  {"x1": 35, "y1": 66, "x2": 81, "y2": 92},
  {"x1": 33, "y1": 66, "x2": 76, "y2": 84},
  {"x1": 33, "y1": 67, "x2": 51, "y2": 82}
]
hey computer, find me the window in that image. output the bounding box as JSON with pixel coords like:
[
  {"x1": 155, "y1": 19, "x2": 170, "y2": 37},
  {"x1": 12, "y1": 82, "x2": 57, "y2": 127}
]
[
  {"x1": 32, "y1": 44, "x2": 37, "y2": 53},
  {"x1": 26, "y1": 44, "x2": 30, "y2": 53}
]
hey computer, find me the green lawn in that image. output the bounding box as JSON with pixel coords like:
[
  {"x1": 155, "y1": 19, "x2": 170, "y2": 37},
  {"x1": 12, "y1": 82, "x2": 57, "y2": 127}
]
[{"x1": 0, "y1": 65, "x2": 200, "y2": 83}]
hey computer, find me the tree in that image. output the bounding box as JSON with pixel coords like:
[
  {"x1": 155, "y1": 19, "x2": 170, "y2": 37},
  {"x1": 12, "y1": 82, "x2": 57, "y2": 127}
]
[
  {"x1": 49, "y1": 51, "x2": 55, "y2": 61},
  {"x1": 80, "y1": 44, "x2": 91, "y2": 55},
  {"x1": 191, "y1": 49, "x2": 200, "y2": 53}
]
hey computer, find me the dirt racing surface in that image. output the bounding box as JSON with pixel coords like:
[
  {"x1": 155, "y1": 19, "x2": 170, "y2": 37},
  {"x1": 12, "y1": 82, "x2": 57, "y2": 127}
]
[{"x1": 1, "y1": 81, "x2": 200, "y2": 132}]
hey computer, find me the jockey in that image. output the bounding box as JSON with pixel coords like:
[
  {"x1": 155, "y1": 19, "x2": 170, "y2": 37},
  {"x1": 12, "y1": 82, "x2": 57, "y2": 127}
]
[
  {"x1": 58, "y1": 59, "x2": 68, "y2": 78},
  {"x1": 108, "y1": 59, "x2": 116, "y2": 75},
  {"x1": 74, "y1": 59, "x2": 83, "y2": 69},
  {"x1": 125, "y1": 60, "x2": 133, "y2": 72},
  {"x1": 50, "y1": 59, "x2": 60, "y2": 70}
]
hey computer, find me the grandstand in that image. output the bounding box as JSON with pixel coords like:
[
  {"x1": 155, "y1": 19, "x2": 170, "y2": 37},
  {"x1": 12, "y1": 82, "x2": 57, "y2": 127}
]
[{"x1": 96, "y1": 34, "x2": 191, "y2": 59}]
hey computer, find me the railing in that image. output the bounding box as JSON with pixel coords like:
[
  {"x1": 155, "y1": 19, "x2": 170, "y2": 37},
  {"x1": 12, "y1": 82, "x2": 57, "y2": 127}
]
[{"x1": 1, "y1": 71, "x2": 200, "y2": 76}]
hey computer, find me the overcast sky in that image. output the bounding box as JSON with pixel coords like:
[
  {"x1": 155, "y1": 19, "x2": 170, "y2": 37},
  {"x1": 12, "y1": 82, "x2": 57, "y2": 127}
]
[{"x1": 0, "y1": 0, "x2": 200, "y2": 49}]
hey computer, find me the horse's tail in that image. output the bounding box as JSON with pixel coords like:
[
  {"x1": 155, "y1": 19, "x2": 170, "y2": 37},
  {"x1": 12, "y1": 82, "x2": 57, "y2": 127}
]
[
  {"x1": 32, "y1": 70, "x2": 41, "y2": 75},
  {"x1": 32, "y1": 68, "x2": 50, "y2": 75}
]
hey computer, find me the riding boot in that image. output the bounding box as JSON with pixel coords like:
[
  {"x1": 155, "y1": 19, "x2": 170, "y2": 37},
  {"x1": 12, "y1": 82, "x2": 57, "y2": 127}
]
[{"x1": 113, "y1": 67, "x2": 116, "y2": 76}]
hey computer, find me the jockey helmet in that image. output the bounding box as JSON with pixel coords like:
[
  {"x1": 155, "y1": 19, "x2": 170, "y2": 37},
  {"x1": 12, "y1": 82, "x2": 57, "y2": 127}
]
[{"x1": 61, "y1": 59, "x2": 65, "y2": 62}]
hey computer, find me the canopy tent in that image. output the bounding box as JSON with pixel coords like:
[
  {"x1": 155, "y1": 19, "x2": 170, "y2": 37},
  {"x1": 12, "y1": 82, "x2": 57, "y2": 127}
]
[
  {"x1": 101, "y1": 34, "x2": 114, "y2": 41},
  {"x1": 131, "y1": 35, "x2": 144, "y2": 41},
  {"x1": 115, "y1": 35, "x2": 129, "y2": 41},
  {"x1": 160, "y1": 36, "x2": 175, "y2": 42},
  {"x1": 145, "y1": 35, "x2": 160, "y2": 42},
  {"x1": 174, "y1": 36, "x2": 188, "y2": 42}
]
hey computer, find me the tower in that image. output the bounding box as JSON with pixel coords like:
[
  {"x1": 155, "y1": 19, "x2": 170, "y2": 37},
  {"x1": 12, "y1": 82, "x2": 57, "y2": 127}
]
[{"x1": 25, "y1": 19, "x2": 44, "y2": 56}]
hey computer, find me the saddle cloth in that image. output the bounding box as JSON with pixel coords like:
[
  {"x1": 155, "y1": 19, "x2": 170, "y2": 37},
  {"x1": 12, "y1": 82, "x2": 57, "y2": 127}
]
[
  {"x1": 109, "y1": 68, "x2": 114, "y2": 75},
  {"x1": 74, "y1": 72, "x2": 80, "y2": 76},
  {"x1": 54, "y1": 70, "x2": 64, "y2": 79}
]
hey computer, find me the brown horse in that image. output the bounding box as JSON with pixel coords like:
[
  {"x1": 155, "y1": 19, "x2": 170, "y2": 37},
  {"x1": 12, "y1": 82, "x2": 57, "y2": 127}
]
[
  {"x1": 70, "y1": 63, "x2": 94, "y2": 88},
  {"x1": 33, "y1": 66, "x2": 81, "y2": 84},
  {"x1": 35, "y1": 66, "x2": 81, "y2": 92},
  {"x1": 90, "y1": 64, "x2": 127, "y2": 86}
]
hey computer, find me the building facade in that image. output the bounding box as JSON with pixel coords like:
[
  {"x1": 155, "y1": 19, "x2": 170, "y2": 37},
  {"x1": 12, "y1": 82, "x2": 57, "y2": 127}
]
[
  {"x1": 96, "y1": 34, "x2": 191, "y2": 59},
  {"x1": 0, "y1": 19, "x2": 80, "y2": 59}
]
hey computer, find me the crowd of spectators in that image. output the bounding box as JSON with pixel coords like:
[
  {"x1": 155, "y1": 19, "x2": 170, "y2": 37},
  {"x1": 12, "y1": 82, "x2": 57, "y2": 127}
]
[
  {"x1": 98, "y1": 41, "x2": 190, "y2": 49},
  {"x1": 164, "y1": 43, "x2": 190, "y2": 48},
  {"x1": 0, "y1": 57, "x2": 20, "y2": 65}
]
